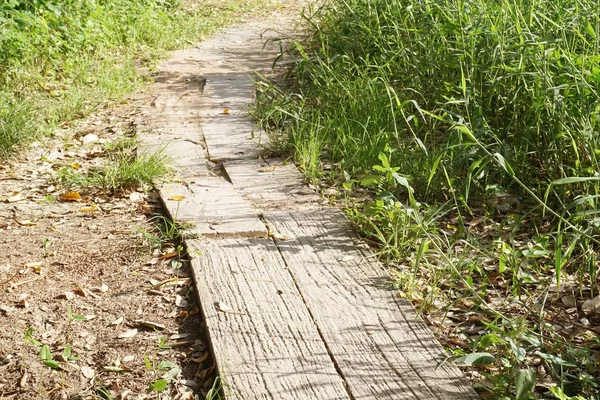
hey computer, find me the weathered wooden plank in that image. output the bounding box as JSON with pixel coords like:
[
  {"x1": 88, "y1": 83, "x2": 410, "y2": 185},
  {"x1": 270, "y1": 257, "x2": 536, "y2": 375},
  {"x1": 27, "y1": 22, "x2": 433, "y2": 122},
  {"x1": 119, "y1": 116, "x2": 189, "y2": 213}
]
[
  {"x1": 223, "y1": 158, "x2": 320, "y2": 211},
  {"x1": 263, "y1": 210, "x2": 478, "y2": 399},
  {"x1": 187, "y1": 238, "x2": 351, "y2": 400},
  {"x1": 202, "y1": 114, "x2": 262, "y2": 162},
  {"x1": 159, "y1": 180, "x2": 266, "y2": 237},
  {"x1": 200, "y1": 74, "x2": 263, "y2": 161}
]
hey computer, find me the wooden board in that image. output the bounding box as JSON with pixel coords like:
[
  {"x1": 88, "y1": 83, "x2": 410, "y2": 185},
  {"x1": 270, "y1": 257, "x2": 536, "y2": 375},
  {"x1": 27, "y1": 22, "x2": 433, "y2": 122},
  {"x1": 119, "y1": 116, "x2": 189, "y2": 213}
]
[
  {"x1": 263, "y1": 210, "x2": 478, "y2": 399},
  {"x1": 201, "y1": 74, "x2": 262, "y2": 161},
  {"x1": 223, "y1": 158, "x2": 320, "y2": 211},
  {"x1": 187, "y1": 238, "x2": 351, "y2": 400},
  {"x1": 159, "y1": 180, "x2": 266, "y2": 237}
]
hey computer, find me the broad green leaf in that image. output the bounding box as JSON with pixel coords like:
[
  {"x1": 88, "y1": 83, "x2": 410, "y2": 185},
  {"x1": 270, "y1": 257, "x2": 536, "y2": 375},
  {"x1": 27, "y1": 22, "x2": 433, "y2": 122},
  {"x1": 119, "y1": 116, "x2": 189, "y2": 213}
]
[
  {"x1": 360, "y1": 175, "x2": 380, "y2": 186},
  {"x1": 534, "y1": 351, "x2": 576, "y2": 367},
  {"x1": 157, "y1": 360, "x2": 177, "y2": 371},
  {"x1": 515, "y1": 368, "x2": 536, "y2": 400},
  {"x1": 63, "y1": 343, "x2": 79, "y2": 361},
  {"x1": 144, "y1": 354, "x2": 153, "y2": 371},
  {"x1": 377, "y1": 152, "x2": 390, "y2": 169},
  {"x1": 478, "y1": 333, "x2": 504, "y2": 349},
  {"x1": 43, "y1": 360, "x2": 61, "y2": 370},
  {"x1": 455, "y1": 352, "x2": 495, "y2": 366},
  {"x1": 150, "y1": 379, "x2": 168, "y2": 392},
  {"x1": 508, "y1": 339, "x2": 526, "y2": 362},
  {"x1": 392, "y1": 172, "x2": 412, "y2": 192},
  {"x1": 40, "y1": 345, "x2": 52, "y2": 361}
]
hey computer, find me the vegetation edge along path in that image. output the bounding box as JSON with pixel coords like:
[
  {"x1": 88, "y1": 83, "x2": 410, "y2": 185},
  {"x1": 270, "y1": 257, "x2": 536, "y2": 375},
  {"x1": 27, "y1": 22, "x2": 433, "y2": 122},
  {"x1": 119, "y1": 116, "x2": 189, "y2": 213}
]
[{"x1": 139, "y1": 8, "x2": 478, "y2": 399}]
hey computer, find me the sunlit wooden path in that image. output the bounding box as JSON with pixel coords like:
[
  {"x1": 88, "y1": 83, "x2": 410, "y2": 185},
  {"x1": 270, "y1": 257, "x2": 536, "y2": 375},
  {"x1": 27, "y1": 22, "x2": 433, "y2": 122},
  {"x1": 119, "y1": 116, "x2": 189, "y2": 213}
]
[{"x1": 140, "y1": 11, "x2": 477, "y2": 400}]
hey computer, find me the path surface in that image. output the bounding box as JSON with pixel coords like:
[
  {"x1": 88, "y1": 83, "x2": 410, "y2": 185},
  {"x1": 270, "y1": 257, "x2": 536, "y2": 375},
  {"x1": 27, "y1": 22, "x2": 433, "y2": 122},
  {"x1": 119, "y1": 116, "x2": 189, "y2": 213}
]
[{"x1": 139, "y1": 8, "x2": 478, "y2": 400}]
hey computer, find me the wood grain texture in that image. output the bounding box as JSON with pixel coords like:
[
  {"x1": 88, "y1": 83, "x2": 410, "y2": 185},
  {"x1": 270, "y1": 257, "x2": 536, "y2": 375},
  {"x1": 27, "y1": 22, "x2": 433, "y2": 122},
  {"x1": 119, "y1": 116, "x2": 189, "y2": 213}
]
[
  {"x1": 160, "y1": 181, "x2": 266, "y2": 237},
  {"x1": 264, "y1": 210, "x2": 478, "y2": 399},
  {"x1": 223, "y1": 158, "x2": 320, "y2": 211},
  {"x1": 188, "y1": 238, "x2": 351, "y2": 400}
]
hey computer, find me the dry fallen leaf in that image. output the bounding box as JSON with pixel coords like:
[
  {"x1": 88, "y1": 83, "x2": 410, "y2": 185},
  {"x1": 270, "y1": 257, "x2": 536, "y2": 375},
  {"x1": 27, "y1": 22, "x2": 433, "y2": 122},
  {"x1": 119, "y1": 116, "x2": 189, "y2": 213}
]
[
  {"x1": 191, "y1": 352, "x2": 209, "y2": 363},
  {"x1": 80, "y1": 204, "x2": 99, "y2": 213},
  {"x1": 170, "y1": 333, "x2": 190, "y2": 341},
  {"x1": 61, "y1": 191, "x2": 81, "y2": 201},
  {"x1": 135, "y1": 320, "x2": 166, "y2": 330},
  {"x1": 81, "y1": 366, "x2": 95, "y2": 379},
  {"x1": 160, "y1": 251, "x2": 178, "y2": 260},
  {"x1": 25, "y1": 261, "x2": 43, "y2": 274},
  {"x1": 17, "y1": 220, "x2": 37, "y2": 227},
  {"x1": 6, "y1": 193, "x2": 25, "y2": 203},
  {"x1": 582, "y1": 295, "x2": 600, "y2": 315},
  {"x1": 59, "y1": 291, "x2": 75, "y2": 300},
  {"x1": 19, "y1": 371, "x2": 28, "y2": 388},
  {"x1": 110, "y1": 316, "x2": 124, "y2": 326},
  {"x1": 175, "y1": 295, "x2": 189, "y2": 308},
  {"x1": 17, "y1": 293, "x2": 29, "y2": 308},
  {"x1": 167, "y1": 195, "x2": 186, "y2": 201},
  {"x1": 216, "y1": 302, "x2": 232, "y2": 312},
  {"x1": 82, "y1": 133, "x2": 99, "y2": 144},
  {"x1": 561, "y1": 295, "x2": 577, "y2": 308},
  {"x1": 118, "y1": 329, "x2": 138, "y2": 339}
]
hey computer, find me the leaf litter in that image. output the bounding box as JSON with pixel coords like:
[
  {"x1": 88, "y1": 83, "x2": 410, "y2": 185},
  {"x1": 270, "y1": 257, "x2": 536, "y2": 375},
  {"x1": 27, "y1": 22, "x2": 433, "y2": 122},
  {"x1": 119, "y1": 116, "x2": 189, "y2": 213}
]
[{"x1": 0, "y1": 91, "x2": 217, "y2": 399}]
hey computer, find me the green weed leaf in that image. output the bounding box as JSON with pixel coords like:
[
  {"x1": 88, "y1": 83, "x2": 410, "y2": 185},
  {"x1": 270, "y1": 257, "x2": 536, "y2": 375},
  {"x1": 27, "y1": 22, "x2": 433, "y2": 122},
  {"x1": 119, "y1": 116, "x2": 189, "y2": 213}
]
[
  {"x1": 149, "y1": 379, "x2": 168, "y2": 392},
  {"x1": 515, "y1": 368, "x2": 536, "y2": 400},
  {"x1": 455, "y1": 352, "x2": 495, "y2": 366},
  {"x1": 24, "y1": 327, "x2": 42, "y2": 347},
  {"x1": 39, "y1": 345, "x2": 52, "y2": 361},
  {"x1": 144, "y1": 354, "x2": 153, "y2": 371},
  {"x1": 157, "y1": 360, "x2": 177, "y2": 371},
  {"x1": 360, "y1": 175, "x2": 380, "y2": 186},
  {"x1": 534, "y1": 351, "x2": 576, "y2": 367},
  {"x1": 43, "y1": 360, "x2": 62, "y2": 370}
]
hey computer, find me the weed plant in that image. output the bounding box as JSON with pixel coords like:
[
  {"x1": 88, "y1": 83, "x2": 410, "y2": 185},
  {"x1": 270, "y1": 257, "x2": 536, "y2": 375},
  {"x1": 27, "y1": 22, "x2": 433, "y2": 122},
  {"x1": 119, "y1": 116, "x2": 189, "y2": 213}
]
[
  {"x1": 255, "y1": 0, "x2": 600, "y2": 398},
  {"x1": 0, "y1": 0, "x2": 268, "y2": 156}
]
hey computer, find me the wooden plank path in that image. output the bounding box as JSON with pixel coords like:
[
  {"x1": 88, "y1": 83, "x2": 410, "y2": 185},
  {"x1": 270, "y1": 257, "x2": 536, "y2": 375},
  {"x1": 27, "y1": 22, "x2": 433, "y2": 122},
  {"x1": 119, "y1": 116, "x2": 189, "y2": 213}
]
[{"x1": 139, "y1": 10, "x2": 478, "y2": 400}]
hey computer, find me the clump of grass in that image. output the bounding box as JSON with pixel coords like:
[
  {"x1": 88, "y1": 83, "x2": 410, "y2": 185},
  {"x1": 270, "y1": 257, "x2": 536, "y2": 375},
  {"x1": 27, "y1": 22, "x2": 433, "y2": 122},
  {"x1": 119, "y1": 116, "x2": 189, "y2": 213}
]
[
  {"x1": 0, "y1": 91, "x2": 37, "y2": 158},
  {"x1": 86, "y1": 150, "x2": 171, "y2": 193},
  {"x1": 59, "y1": 140, "x2": 170, "y2": 193},
  {"x1": 256, "y1": 0, "x2": 600, "y2": 398}
]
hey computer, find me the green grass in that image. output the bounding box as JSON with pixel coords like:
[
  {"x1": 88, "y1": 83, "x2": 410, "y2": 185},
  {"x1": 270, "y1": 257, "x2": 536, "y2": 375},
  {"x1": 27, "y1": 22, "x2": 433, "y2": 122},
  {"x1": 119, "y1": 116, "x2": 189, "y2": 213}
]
[
  {"x1": 57, "y1": 139, "x2": 170, "y2": 193},
  {"x1": 256, "y1": 0, "x2": 600, "y2": 398},
  {"x1": 0, "y1": 0, "x2": 277, "y2": 157}
]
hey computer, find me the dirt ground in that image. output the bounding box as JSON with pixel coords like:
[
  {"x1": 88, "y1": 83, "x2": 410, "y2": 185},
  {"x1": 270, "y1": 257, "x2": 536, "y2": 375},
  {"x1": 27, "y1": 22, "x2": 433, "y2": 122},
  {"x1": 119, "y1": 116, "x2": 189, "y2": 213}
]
[{"x1": 0, "y1": 97, "x2": 215, "y2": 400}]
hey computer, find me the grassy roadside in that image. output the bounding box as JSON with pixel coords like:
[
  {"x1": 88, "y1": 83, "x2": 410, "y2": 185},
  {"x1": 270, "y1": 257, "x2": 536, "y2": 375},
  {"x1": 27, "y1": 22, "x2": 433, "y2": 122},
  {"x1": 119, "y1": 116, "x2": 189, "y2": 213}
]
[
  {"x1": 0, "y1": 0, "x2": 274, "y2": 157},
  {"x1": 255, "y1": 0, "x2": 600, "y2": 398}
]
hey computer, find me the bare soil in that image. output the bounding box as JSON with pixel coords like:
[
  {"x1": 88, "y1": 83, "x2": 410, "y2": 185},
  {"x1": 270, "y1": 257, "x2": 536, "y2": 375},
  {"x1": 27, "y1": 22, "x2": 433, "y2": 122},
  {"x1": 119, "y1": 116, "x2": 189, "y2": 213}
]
[{"x1": 0, "y1": 98, "x2": 214, "y2": 400}]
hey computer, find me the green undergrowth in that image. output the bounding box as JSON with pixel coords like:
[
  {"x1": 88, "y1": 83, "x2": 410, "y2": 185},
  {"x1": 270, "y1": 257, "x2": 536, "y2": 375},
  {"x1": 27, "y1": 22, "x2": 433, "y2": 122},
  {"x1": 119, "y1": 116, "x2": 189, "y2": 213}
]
[
  {"x1": 0, "y1": 0, "x2": 274, "y2": 157},
  {"x1": 57, "y1": 140, "x2": 171, "y2": 194},
  {"x1": 255, "y1": 0, "x2": 600, "y2": 398}
]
